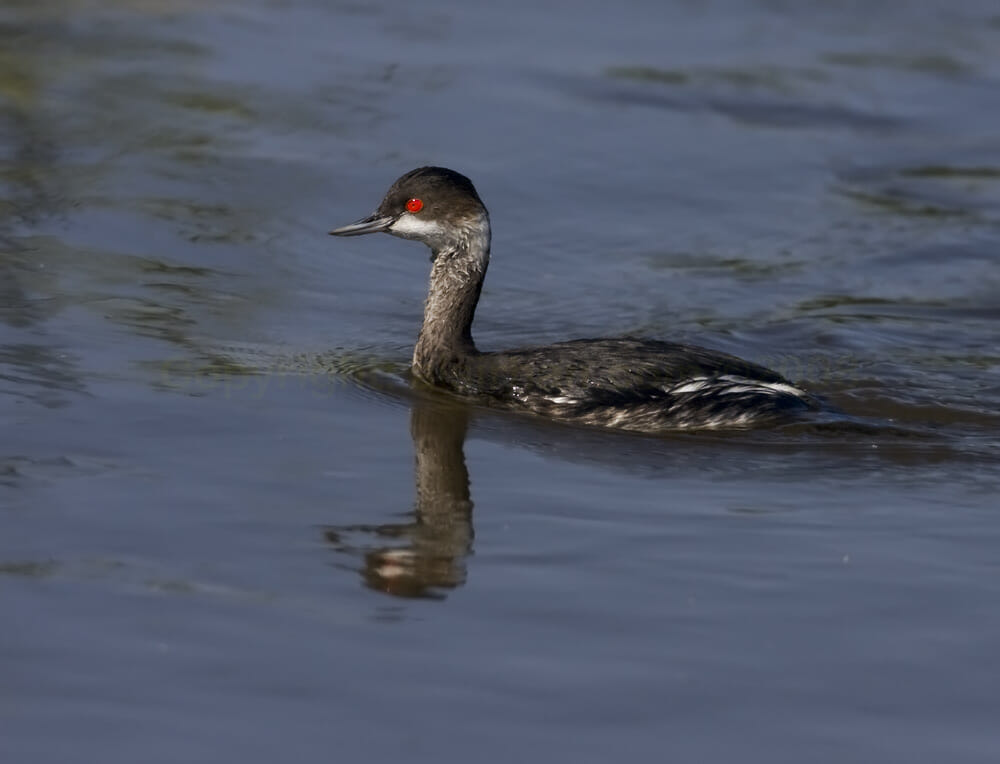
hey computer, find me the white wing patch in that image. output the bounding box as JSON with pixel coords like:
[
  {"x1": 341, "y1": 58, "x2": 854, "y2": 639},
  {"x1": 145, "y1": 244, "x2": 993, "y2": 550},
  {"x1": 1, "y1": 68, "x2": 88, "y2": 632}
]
[
  {"x1": 546, "y1": 395, "x2": 580, "y2": 405},
  {"x1": 669, "y1": 377, "x2": 711, "y2": 394},
  {"x1": 668, "y1": 374, "x2": 808, "y2": 399},
  {"x1": 548, "y1": 376, "x2": 807, "y2": 408}
]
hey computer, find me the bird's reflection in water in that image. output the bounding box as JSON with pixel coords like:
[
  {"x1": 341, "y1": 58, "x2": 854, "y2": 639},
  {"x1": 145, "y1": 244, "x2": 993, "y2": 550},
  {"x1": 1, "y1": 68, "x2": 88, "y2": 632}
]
[{"x1": 324, "y1": 397, "x2": 474, "y2": 599}]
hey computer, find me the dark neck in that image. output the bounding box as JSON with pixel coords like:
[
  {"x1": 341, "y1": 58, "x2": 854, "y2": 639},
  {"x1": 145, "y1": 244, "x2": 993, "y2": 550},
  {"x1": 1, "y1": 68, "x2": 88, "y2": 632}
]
[
  {"x1": 409, "y1": 402, "x2": 473, "y2": 591},
  {"x1": 412, "y1": 213, "x2": 491, "y2": 382}
]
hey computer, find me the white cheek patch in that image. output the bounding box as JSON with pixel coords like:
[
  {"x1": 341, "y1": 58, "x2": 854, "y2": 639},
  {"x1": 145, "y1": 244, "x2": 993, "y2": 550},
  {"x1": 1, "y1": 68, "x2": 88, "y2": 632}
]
[{"x1": 389, "y1": 214, "x2": 443, "y2": 239}]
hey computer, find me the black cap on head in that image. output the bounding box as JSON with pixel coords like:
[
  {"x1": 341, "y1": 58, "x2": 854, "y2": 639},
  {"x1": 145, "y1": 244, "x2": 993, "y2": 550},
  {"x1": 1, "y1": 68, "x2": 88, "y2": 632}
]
[
  {"x1": 330, "y1": 166, "x2": 487, "y2": 241},
  {"x1": 374, "y1": 166, "x2": 484, "y2": 219}
]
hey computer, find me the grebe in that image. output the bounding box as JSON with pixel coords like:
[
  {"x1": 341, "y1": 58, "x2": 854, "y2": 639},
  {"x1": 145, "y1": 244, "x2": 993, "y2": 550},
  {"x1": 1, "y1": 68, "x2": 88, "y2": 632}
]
[{"x1": 330, "y1": 167, "x2": 818, "y2": 431}]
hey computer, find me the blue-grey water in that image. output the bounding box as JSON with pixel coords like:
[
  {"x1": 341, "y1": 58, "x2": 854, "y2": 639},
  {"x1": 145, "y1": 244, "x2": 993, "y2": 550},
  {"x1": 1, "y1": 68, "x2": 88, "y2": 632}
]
[{"x1": 2, "y1": 1, "x2": 1000, "y2": 761}]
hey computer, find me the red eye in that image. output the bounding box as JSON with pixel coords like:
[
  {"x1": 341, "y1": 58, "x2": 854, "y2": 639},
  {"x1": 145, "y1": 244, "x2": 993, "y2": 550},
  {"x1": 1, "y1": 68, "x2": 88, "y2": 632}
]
[{"x1": 406, "y1": 198, "x2": 423, "y2": 213}]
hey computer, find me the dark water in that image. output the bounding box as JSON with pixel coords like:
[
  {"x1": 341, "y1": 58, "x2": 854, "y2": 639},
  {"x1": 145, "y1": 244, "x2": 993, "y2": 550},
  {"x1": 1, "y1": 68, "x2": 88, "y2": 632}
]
[{"x1": 3, "y1": 0, "x2": 1000, "y2": 761}]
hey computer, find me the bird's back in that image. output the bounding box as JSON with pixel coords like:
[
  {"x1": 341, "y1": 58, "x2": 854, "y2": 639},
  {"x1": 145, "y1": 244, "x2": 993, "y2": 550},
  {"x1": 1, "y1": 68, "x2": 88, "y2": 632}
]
[{"x1": 430, "y1": 337, "x2": 817, "y2": 431}]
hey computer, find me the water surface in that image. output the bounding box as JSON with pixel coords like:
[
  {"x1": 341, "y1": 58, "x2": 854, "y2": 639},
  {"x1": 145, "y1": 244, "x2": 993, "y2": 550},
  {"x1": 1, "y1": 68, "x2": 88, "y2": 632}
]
[{"x1": 2, "y1": 1, "x2": 1000, "y2": 762}]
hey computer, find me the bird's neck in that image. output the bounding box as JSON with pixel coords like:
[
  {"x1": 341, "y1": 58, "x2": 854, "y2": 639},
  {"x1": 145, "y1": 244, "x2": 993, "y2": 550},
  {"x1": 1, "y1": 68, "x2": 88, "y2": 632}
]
[{"x1": 412, "y1": 212, "x2": 491, "y2": 382}]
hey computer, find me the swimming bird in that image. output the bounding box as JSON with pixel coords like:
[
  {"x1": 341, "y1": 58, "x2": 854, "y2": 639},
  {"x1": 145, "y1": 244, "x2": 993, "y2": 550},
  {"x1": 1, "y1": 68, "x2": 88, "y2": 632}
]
[{"x1": 330, "y1": 166, "x2": 817, "y2": 431}]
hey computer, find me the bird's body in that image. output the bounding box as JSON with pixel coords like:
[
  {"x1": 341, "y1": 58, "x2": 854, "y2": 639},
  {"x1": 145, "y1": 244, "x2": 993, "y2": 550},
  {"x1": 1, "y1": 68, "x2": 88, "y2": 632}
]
[
  {"x1": 331, "y1": 167, "x2": 818, "y2": 432},
  {"x1": 418, "y1": 337, "x2": 812, "y2": 431}
]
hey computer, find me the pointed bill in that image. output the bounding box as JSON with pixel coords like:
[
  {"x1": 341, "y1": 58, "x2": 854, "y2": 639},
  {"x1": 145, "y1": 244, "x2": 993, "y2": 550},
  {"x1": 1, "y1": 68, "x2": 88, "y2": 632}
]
[{"x1": 329, "y1": 213, "x2": 396, "y2": 237}]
